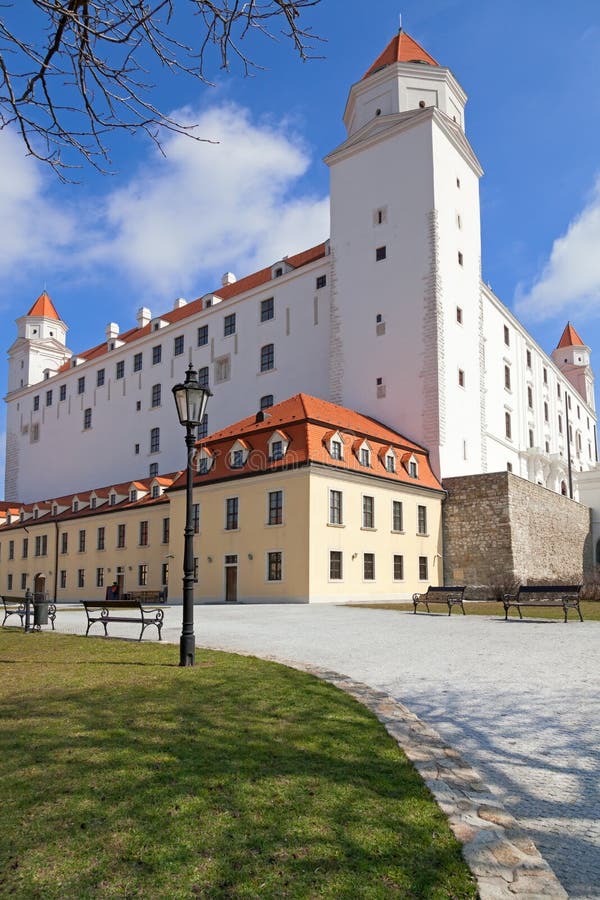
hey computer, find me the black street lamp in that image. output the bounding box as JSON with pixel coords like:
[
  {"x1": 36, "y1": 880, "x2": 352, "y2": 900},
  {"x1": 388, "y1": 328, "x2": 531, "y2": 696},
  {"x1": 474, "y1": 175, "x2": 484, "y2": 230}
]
[{"x1": 172, "y1": 364, "x2": 212, "y2": 666}]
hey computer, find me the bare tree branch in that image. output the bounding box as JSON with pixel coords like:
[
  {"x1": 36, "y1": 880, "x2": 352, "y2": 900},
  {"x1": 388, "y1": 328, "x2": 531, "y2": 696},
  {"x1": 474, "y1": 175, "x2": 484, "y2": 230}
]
[{"x1": 0, "y1": 0, "x2": 323, "y2": 179}]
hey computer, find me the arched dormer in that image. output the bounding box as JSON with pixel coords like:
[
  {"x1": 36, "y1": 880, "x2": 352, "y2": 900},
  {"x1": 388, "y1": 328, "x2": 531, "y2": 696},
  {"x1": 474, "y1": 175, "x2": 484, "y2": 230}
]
[
  {"x1": 229, "y1": 439, "x2": 250, "y2": 469},
  {"x1": 267, "y1": 430, "x2": 290, "y2": 462},
  {"x1": 324, "y1": 430, "x2": 345, "y2": 461}
]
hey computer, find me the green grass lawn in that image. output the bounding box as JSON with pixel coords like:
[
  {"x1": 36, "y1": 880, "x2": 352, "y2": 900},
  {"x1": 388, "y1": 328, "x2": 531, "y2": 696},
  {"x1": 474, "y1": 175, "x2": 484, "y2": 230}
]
[
  {"x1": 0, "y1": 632, "x2": 475, "y2": 899},
  {"x1": 347, "y1": 600, "x2": 600, "y2": 620}
]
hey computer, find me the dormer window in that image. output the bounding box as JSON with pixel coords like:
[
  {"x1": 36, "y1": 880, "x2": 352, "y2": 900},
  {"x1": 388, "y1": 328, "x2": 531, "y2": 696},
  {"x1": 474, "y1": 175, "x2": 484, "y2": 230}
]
[
  {"x1": 129, "y1": 489, "x2": 137, "y2": 502},
  {"x1": 20, "y1": 511, "x2": 24, "y2": 521},
  {"x1": 33, "y1": 509, "x2": 39, "y2": 519},
  {"x1": 385, "y1": 452, "x2": 395, "y2": 473},
  {"x1": 331, "y1": 440, "x2": 342, "y2": 460},
  {"x1": 151, "y1": 485, "x2": 160, "y2": 499},
  {"x1": 90, "y1": 497, "x2": 97, "y2": 509},
  {"x1": 197, "y1": 449, "x2": 214, "y2": 474},
  {"x1": 274, "y1": 267, "x2": 283, "y2": 278},
  {"x1": 110, "y1": 494, "x2": 116, "y2": 506},
  {"x1": 267, "y1": 431, "x2": 290, "y2": 462},
  {"x1": 232, "y1": 449, "x2": 244, "y2": 468},
  {"x1": 73, "y1": 500, "x2": 79, "y2": 512},
  {"x1": 358, "y1": 443, "x2": 371, "y2": 467},
  {"x1": 52, "y1": 505, "x2": 58, "y2": 516},
  {"x1": 270, "y1": 441, "x2": 283, "y2": 461}
]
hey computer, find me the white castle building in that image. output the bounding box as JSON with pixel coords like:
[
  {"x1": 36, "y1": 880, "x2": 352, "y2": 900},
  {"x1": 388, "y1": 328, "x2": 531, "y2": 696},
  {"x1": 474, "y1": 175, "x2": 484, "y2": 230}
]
[{"x1": 4, "y1": 30, "x2": 597, "y2": 504}]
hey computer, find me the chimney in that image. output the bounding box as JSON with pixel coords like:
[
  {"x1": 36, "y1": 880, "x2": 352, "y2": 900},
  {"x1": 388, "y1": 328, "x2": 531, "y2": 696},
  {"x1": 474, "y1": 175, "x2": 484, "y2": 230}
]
[
  {"x1": 173, "y1": 297, "x2": 187, "y2": 309},
  {"x1": 136, "y1": 307, "x2": 151, "y2": 328},
  {"x1": 105, "y1": 322, "x2": 120, "y2": 341},
  {"x1": 221, "y1": 272, "x2": 237, "y2": 286}
]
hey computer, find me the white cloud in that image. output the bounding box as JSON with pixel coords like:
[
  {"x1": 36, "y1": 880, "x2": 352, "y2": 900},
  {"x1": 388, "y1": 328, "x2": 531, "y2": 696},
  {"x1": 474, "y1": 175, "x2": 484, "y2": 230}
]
[
  {"x1": 515, "y1": 176, "x2": 600, "y2": 322},
  {"x1": 94, "y1": 104, "x2": 330, "y2": 296},
  {"x1": 0, "y1": 130, "x2": 76, "y2": 283}
]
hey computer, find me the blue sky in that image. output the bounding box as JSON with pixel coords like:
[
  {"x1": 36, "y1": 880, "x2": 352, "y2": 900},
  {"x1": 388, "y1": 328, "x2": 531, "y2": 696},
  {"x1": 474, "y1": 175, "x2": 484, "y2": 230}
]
[{"x1": 1, "y1": 1, "x2": 600, "y2": 491}]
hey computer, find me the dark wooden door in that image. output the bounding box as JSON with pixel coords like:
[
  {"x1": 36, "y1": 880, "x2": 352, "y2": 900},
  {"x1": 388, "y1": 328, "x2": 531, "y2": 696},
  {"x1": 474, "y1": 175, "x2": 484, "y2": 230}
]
[{"x1": 225, "y1": 567, "x2": 237, "y2": 603}]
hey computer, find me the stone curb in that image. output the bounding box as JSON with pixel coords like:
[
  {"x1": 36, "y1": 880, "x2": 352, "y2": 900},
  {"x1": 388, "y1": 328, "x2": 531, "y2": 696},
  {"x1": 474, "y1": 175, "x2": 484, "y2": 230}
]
[{"x1": 206, "y1": 646, "x2": 568, "y2": 900}]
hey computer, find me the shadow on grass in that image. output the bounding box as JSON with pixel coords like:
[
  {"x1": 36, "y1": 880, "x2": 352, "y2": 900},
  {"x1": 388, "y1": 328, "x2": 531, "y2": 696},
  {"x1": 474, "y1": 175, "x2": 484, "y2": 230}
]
[{"x1": 0, "y1": 632, "x2": 475, "y2": 899}]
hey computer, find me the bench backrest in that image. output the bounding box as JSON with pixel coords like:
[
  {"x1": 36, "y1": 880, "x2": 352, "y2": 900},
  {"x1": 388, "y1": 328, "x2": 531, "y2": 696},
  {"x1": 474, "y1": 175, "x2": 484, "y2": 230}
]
[
  {"x1": 82, "y1": 600, "x2": 142, "y2": 610},
  {"x1": 2, "y1": 595, "x2": 27, "y2": 604},
  {"x1": 516, "y1": 584, "x2": 582, "y2": 600},
  {"x1": 424, "y1": 585, "x2": 466, "y2": 598}
]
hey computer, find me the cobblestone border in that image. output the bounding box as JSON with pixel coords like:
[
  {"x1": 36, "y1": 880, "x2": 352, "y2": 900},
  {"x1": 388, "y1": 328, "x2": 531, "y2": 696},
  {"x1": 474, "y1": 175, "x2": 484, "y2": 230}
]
[{"x1": 215, "y1": 646, "x2": 568, "y2": 899}]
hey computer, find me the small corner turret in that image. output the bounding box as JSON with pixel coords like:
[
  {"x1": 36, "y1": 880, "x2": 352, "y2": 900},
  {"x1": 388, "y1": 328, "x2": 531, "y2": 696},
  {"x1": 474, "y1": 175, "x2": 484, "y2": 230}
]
[
  {"x1": 7, "y1": 290, "x2": 71, "y2": 393},
  {"x1": 552, "y1": 322, "x2": 595, "y2": 410}
]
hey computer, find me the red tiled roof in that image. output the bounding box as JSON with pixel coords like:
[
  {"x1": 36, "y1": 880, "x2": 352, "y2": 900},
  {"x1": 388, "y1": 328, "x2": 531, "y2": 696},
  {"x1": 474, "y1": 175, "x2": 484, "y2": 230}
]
[
  {"x1": 56, "y1": 243, "x2": 328, "y2": 372},
  {"x1": 174, "y1": 393, "x2": 442, "y2": 492},
  {"x1": 363, "y1": 31, "x2": 438, "y2": 80},
  {"x1": 27, "y1": 291, "x2": 62, "y2": 320},
  {"x1": 556, "y1": 322, "x2": 585, "y2": 349}
]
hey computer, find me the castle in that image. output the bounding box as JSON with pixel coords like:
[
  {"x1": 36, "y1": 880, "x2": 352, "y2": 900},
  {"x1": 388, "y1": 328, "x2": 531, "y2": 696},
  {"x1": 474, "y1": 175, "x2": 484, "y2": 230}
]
[{"x1": 4, "y1": 29, "x2": 597, "y2": 506}]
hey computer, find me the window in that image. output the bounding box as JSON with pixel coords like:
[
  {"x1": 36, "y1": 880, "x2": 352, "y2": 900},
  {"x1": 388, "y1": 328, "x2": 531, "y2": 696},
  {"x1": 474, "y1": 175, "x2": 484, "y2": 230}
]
[
  {"x1": 79, "y1": 529, "x2": 86, "y2": 552},
  {"x1": 268, "y1": 491, "x2": 283, "y2": 525},
  {"x1": 30, "y1": 423, "x2": 39, "y2": 442},
  {"x1": 274, "y1": 266, "x2": 283, "y2": 278},
  {"x1": 138, "y1": 564, "x2": 148, "y2": 587},
  {"x1": 260, "y1": 298, "x2": 274, "y2": 321},
  {"x1": 59, "y1": 385, "x2": 66, "y2": 401},
  {"x1": 544, "y1": 401, "x2": 549, "y2": 422},
  {"x1": 393, "y1": 555, "x2": 404, "y2": 581},
  {"x1": 97, "y1": 369, "x2": 105, "y2": 387},
  {"x1": 417, "y1": 505, "x2": 427, "y2": 535},
  {"x1": 260, "y1": 394, "x2": 274, "y2": 410},
  {"x1": 139, "y1": 521, "x2": 149, "y2": 546},
  {"x1": 134, "y1": 443, "x2": 140, "y2": 455},
  {"x1": 197, "y1": 366, "x2": 209, "y2": 389},
  {"x1": 543, "y1": 367, "x2": 548, "y2": 385},
  {"x1": 260, "y1": 343, "x2": 275, "y2": 372},
  {"x1": 152, "y1": 345, "x2": 162, "y2": 365},
  {"x1": 504, "y1": 325, "x2": 510, "y2": 346},
  {"x1": 363, "y1": 553, "x2": 375, "y2": 581},
  {"x1": 545, "y1": 440, "x2": 550, "y2": 453},
  {"x1": 151, "y1": 384, "x2": 161, "y2": 407},
  {"x1": 270, "y1": 440, "x2": 283, "y2": 461},
  {"x1": 231, "y1": 449, "x2": 244, "y2": 469},
  {"x1": 529, "y1": 428, "x2": 534, "y2": 448},
  {"x1": 78, "y1": 569, "x2": 85, "y2": 589},
  {"x1": 135, "y1": 353, "x2": 145, "y2": 375},
  {"x1": 22, "y1": 538, "x2": 28, "y2": 558},
  {"x1": 526, "y1": 349, "x2": 532, "y2": 368},
  {"x1": 197, "y1": 415, "x2": 208, "y2": 440},
  {"x1": 329, "y1": 551, "x2": 343, "y2": 581},
  {"x1": 150, "y1": 427, "x2": 160, "y2": 453},
  {"x1": 457, "y1": 251, "x2": 464, "y2": 266},
  {"x1": 456, "y1": 177, "x2": 461, "y2": 188},
  {"x1": 46, "y1": 389, "x2": 53, "y2": 406},
  {"x1": 33, "y1": 395, "x2": 40, "y2": 411},
  {"x1": 60, "y1": 570, "x2": 66, "y2": 589},
  {"x1": 77, "y1": 376, "x2": 85, "y2": 394},
  {"x1": 117, "y1": 524, "x2": 126, "y2": 548},
  {"x1": 267, "y1": 551, "x2": 282, "y2": 582},
  {"x1": 557, "y1": 383, "x2": 561, "y2": 398},
  {"x1": 162, "y1": 517, "x2": 170, "y2": 544},
  {"x1": 224, "y1": 314, "x2": 236, "y2": 336},
  {"x1": 505, "y1": 411, "x2": 512, "y2": 440},
  {"x1": 162, "y1": 562, "x2": 169, "y2": 586},
  {"x1": 192, "y1": 504, "x2": 200, "y2": 534},
  {"x1": 456, "y1": 306, "x2": 463, "y2": 324},
  {"x1": 504, "y1": 365, "x2": 511, "y2": 390},
  {"x1": 90, "y1": 497, "x2": 96, "y2": 509},
  {"x1": 392, "y1": 501, "x2": 403, "y2": 532},
  {"x1": 329, "y1": 490, "x2": 343, "y2": 525},
  {"x1": 97, "y1": 527, "x2": 105, "y2": 551},
  {"x1": 376, "y1": 246, "x2": 387, "y2": 261},
  {"x1": 316, "y1": 275, "x2": 327, "y2": 290},
  {"x1": 174, "y1": 335, "x2": 184, "y2": 356},
  {"x1": 362, "y1": 495, "x2": 375, "y2": 528},
  {"x1": 96, "y1": 568, "x2": 104, "y2": 588},
  {"x1": 527, "y1": 386, "x2": 533, "y2": 409},
  {"x1": 360, "y1": 447, "x2": 370, "y2": 467},
  {"x1": 409, "y1": 460, "x2": 418, "y2": 478},
  {"x1": 35, "y1": 535, "x2": 48, "y2": 556},
  {"x1": 7, "y1": 574, "x2": 12, "y2": 591},
  {"x1": 214, "y1": 355, "x2": 231, "y2": 383},
  {"x1": 507, "y1": 462, "x2": 513, "y2": 473},
  {"x1": 149, "y1": 462, "x2": 159, "y2": 477},
  {"x1": 61, "y1": 532, "x2": 68, "y2": 554},
  {"x1": 20, "y1": 573, "x2": 27, "y2": 591},
  {"x1": 226, "y1": 497, "x2": 239, "y2": 530},
  {"x1": 110, "y1": 494, "x2": 116, "y2": 506},
  {"x1": 419, "y1": 556, "x2": 428, "y2": 580},
  {"x1": 8, "y1": 540, "x2": 14, "y2": 560},
  {"x1": 83, "y1": 408, "x2": 92, "y2": 430},
  {"x1": 458, "y1": 369, "x2": 465, "y2": 388},
  {"x1": 197, "y1": 325, "x2": 208, "y2": 347},
  {"x1": 331, "y1": 440, "x2": 342, "y2": 460},
  {"x1": 151, "y1": 484, "x2": 160, "y2": 499},
  {"x1": 116, "y1": 360, "x2": 125, "y2": 379}
]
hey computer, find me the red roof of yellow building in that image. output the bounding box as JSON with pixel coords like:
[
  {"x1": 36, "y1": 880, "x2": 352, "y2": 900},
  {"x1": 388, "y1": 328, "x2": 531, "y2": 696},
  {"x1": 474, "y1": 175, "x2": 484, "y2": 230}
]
[
  {"x1": 556, "y1": 322, "x2": 585, "y2": 349},
  {"x1": 363, "y1": 30, "x2": 438, "y2": 80},
  {"x1": 27, "y1": 291, "x2": 62, "y2": 321}
]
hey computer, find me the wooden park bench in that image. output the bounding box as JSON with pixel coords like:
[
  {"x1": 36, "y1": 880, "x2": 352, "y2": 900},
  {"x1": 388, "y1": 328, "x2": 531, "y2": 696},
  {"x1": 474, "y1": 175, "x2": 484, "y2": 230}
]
[
  {"x1": 122, "y1": 589, "x2": 167, "y2": 604},
  {"x1": 412, "y1": 585, "x2": 466, "y2": 616},
  {"x1": 503, "y1": 584, "x2": 583, "y2": 622},
  {"x1": 2, "y1": 595, "x2": 57, "y2": 630},
  {"x1": 81, "y1": 600, "x2": 164, "y2": 641}
]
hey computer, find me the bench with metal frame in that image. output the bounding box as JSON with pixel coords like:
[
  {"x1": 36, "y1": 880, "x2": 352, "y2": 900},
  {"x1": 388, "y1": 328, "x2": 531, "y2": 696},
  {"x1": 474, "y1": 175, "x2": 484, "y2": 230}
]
[
  {"x1": 81, "y1": 600, "x2": 164, "y2": 641},
  {"x1": 1, "y1": 595, "x2": 57, "y2": 630},
  {"x1": 412, "y1": 585, "x2": 466, "y2": 616},
  {"x1": 503, "y1": 584, "x2": 583, "y2": 622}
]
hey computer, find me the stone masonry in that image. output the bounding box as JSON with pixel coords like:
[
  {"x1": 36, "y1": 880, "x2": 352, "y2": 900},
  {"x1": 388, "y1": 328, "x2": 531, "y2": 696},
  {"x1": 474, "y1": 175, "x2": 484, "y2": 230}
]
[{"x1": 442, "y1": 471, "x2": 592, "y2": 591}]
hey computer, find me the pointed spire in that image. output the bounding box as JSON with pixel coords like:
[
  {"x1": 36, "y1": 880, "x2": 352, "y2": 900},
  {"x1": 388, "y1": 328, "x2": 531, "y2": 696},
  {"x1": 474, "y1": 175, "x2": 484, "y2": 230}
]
[
  {"x1": 26, "y1": 290, "x2": 61, "y2": 321},
  {"x1": 556, "y1": 322, "x2": 585, "y2": 349},
  {"x1": 362, "y1": 31, "x2": 439, "y2": 81}
]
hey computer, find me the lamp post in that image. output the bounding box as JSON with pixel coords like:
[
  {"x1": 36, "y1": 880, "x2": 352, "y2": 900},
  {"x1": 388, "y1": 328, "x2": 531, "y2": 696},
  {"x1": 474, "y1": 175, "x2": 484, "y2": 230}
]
[{"x1": 172, "y1": 364, "x2": 212, "y2": 667}]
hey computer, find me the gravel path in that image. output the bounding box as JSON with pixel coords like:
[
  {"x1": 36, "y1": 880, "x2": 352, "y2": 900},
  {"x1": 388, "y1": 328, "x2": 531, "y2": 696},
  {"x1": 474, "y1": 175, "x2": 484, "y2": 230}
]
[{"x1": 54, "y1": 603, "x2": 600, "y2": 899}]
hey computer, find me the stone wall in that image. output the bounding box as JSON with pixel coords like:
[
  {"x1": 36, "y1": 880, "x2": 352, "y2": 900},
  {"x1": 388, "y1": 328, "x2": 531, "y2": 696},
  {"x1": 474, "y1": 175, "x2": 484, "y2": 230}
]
[{"x1": 443, "y1": 472, "x2": 592, "y2": 593}]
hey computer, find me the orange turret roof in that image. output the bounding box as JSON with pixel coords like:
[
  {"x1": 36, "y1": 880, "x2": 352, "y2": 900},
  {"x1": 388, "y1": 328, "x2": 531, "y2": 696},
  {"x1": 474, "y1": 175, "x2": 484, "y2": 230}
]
[
  {"x1": 556, "y1": 322, "x2": 585, "y2": 349},
  {"x1": 363, "y1": 30, "x2": 438, "y2": 80},
  {"x1": 27, "y1": 290, "x2": 61, "y2": 321}
]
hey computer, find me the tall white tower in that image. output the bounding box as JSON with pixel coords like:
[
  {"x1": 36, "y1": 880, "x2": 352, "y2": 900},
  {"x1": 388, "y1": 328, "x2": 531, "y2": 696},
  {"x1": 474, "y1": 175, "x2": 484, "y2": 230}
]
[
  {"x1": 552, "y1": 322, "x2": 595, "y2": 411},
  {"x1": 326, "y1": 30, "x2": 484, "y2": 478},
  {"x1": 7, "y1": 291, "x2": 71, "y2": 392}
]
